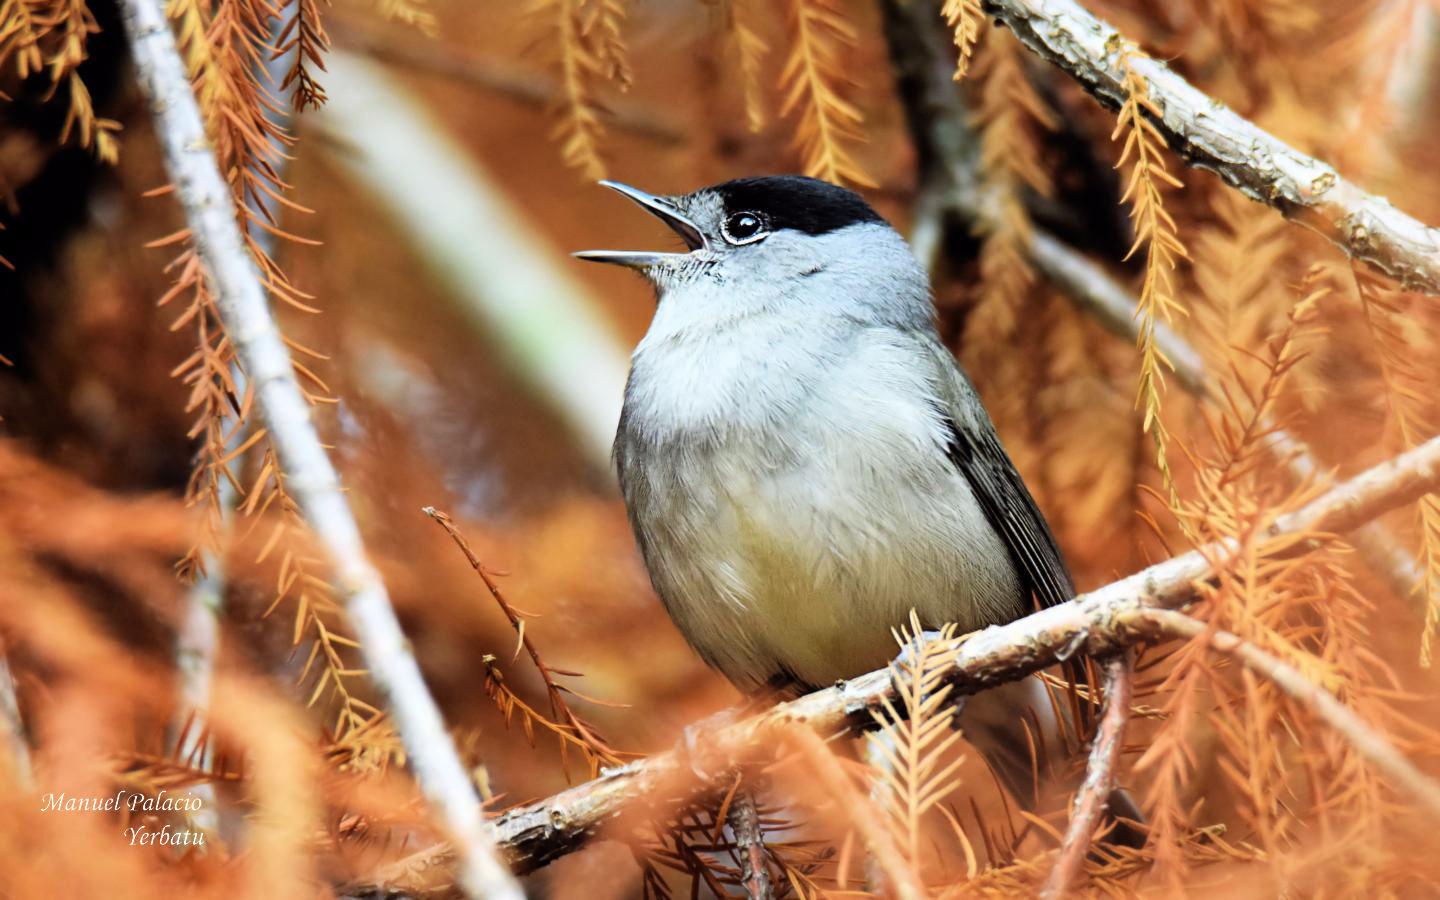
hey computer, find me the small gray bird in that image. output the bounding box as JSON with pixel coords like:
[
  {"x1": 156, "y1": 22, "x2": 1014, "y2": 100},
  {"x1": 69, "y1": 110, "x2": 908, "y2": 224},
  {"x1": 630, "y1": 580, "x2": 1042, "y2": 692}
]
[{"x1": 577, "y1": 175, "x2": 1135, "y2": 827}]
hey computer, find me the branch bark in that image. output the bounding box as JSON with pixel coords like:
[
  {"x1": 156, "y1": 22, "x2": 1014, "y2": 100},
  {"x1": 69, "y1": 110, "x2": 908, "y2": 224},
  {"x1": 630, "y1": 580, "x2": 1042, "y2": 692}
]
[
  {"x1": 726, "y1": 788, "x2": 774, "y2": 900},
  {"x1": 116, "y1": 1, "x2": 523, "y2": 897},
  {"x1": 488, "y1": 432, "x2": 1440, "y2": 873},
  {"x1": 981, "y1": 0, "x2": 1440, "y2": 295},
  {"x1": 1040, "y1": 652, "x2": 1131, "y2": 899}
]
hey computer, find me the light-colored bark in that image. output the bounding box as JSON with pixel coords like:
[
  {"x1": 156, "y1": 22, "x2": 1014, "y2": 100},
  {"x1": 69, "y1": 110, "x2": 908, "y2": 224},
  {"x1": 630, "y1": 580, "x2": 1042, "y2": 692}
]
[
  {"x1": 984, "y1": 0, "x2": 1440, "y2": 294},
  {"x1": 115, "y1": 1, "x2": 523, "y2": 896}
]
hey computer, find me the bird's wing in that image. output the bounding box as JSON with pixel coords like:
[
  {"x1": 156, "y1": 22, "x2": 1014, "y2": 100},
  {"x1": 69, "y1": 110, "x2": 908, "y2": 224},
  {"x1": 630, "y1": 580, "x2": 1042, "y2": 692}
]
[{"x1": 925, "y1": 340, "x2": 1076, "y2": 610}]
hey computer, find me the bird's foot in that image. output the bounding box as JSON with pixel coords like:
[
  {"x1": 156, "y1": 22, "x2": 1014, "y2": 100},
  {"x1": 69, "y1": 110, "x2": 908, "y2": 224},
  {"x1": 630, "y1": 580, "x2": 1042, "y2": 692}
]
[
  {"x1": 887, "y1": 629, "x2": 967, "y2": 725},
  {"x1": 677, "y1": 704, "x2": 748, "y2": 783},
  {"x1": 890, "y1": 628, "x2": 956, "y2": 677}
]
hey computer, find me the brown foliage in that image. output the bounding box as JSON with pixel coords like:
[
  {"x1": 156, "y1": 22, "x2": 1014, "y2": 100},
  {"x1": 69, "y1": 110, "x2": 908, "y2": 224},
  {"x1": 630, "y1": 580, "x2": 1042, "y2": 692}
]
[{"x1": 3, "y1": 0, "x2": 1440, "y2": 896}]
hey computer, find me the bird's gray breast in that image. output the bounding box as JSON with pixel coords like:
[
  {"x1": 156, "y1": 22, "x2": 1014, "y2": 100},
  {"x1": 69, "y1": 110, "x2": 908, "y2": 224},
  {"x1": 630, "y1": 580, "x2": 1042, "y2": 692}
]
[{"x1": 615, "y1": 319, "x2": 1024, "y2": 693}]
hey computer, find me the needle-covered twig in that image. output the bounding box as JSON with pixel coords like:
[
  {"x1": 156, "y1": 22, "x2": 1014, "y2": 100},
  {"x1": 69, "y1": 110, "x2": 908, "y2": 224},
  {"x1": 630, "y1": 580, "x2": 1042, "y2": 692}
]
[
  {"x1": 115, "y1": 1, "x2": 522, "y2": 896},
  {"x1": 979, "y1": 0, "x2": 1440, "y2": 295},
  {"x1": 425, "y1": 506, "x2": 623, "y2": 776},
  {"x1": 781, "y1": 727, "x2": 926, "y2": 900},
  {"x1": 1040, "y1": 652, "x2": 1132, "y2": 899},
  {"x1": 1141, "y1": 608, "x2": 1440, "y2": 821}
]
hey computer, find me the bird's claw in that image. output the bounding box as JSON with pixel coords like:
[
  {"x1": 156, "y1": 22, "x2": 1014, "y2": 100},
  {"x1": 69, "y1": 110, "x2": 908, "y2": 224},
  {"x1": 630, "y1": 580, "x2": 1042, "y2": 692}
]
[
  {"x1": 887, "y1": 629, "x2": 966, "y2": 726},
  {"x1": 677, "y1": 704, "x2": 748, "y2": 783},
  {"x1": 890, "y1": 628, "x2": 949, "y2": 676}
]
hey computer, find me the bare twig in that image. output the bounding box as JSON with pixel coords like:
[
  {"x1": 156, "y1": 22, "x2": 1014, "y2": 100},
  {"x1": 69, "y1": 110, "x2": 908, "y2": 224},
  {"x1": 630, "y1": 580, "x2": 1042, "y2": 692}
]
[
  {"x1": 726, "y1": 788, "x2": 774, "y2": 900},
  {"x1": 483, "y1": 432, "x2": 1440, "y2": 873},
  {"x1": 881, "y1": 0, "x2": 1424, "y2": 608},
  {"x1": 116, "y1": 2, "x2": 522, "y2": 897},
  {"x1": 1141, "y1": 608, "x2": 1440, "y2": 821},
  {"x1": 1040, "y1": 652, "x2": 1132, "y2": 899},
  {"x1": 981, "y1": 0, "x2": 1440, "y2": 294},
  {"x1": 425, "y1": 506, "x2": 623, "y2": 772}
]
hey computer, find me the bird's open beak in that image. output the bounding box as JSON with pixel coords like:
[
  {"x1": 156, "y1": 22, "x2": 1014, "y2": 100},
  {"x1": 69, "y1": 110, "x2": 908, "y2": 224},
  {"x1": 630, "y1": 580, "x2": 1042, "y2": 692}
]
[{"x1": 573, "y1": 180, "x2": 708, "y2": 270}]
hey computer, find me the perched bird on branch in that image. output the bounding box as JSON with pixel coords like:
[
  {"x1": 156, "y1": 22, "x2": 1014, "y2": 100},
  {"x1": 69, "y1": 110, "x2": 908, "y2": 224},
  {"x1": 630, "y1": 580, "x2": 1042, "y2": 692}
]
[{"x1": 577, "y1": 175, "x2": 1142, "y2": 842}]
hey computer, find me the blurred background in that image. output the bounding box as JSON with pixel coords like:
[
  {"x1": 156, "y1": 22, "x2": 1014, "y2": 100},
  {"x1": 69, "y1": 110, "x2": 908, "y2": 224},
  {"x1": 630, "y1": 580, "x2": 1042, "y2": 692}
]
[{"x1": 3, "y1": 0, "x2": 1440, "y2": 896}]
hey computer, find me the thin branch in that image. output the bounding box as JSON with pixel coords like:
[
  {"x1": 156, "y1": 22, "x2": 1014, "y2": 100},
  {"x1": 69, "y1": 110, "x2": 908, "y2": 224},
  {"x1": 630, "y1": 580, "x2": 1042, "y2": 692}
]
[
  {"x1": 1040, "y1": 652, "x2": 1132, "y2": 899},
  {"x1": 980, "y1": 0, "x2": 1440, "y2": 295},
  {"x1": 1141, "y1": 608, "x2": 1440, "y2": 821},
  {"x1": 115, "y1": 1, "x2": 522, "y2": 897},
  {"x1": 485, "y1": 432, "x2": 1440, "y2": 873},
  {"x1": 880, "y1": 0, "x2": 1424, "y2": 609},
  {"x1": 425, "y1": 506, "x2": 623, "y2": 774},
  {"x1": 726, "y1": 788, "x2": 774, "y2": 900}
]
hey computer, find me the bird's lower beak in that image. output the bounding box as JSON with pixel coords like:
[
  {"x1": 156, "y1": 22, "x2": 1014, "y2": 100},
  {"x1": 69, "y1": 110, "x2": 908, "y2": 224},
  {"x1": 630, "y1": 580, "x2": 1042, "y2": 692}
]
[{"x1": 573, "y1": 180, "x2": 707, "y2": 270}]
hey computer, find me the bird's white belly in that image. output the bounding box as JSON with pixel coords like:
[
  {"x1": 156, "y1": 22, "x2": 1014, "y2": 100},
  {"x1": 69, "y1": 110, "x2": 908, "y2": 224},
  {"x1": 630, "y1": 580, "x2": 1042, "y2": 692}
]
[
  {"x1": 645, "y1": 426, "x2": 1023, "y2": 691},
  {"x1": 621, "y1": 323, "x2": 1025, "y2": 692}
]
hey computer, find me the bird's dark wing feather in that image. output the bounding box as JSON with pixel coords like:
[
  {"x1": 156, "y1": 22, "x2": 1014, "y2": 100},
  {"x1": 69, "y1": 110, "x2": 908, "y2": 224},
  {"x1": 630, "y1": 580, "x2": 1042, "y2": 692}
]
[{"x1": 926, "y1": 344, "x2": 1075, "y2": 611}]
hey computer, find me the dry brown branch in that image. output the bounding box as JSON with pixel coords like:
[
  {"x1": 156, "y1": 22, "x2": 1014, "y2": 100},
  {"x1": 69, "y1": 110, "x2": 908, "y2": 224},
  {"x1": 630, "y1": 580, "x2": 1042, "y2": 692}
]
[
  {"x1": 941, "y1": 0, "x2": 982, "y2": 79},
  {"x1": 1351, "y1": 267, "x2": 1440, "y2": 662},
  {"x1": 721, "y1": 0, "x2": 769, "y2": 133},
  {"x1": 872, "y1": 618, "x2": 967, "y2": 871},
  {"x1": 1039, "y1": 652, "x2": 1132, "y2": 899},
  {"x1": 1141, "y1": 608, "x2": 1440, "y2": 820},
  {"x1": 530, "y1": 0, "x2": 611, "y2": 179},
  {"x1": 0, "y1": 0, "x2": 120, "y2": 161},
  {"x1": 424, "y1": 506, "x2": 624, "y2": 777},
  {"x1": 115, "y1": 0, "x2": 521, "y2": 895},
  {"x1": 483, "y1": 431, "x2": 1440, "y2": 874},
  {"x1": 980, "y1": 0, "x2": 1440, "y2": 295},
  {"x1": 726, "y1": 788, "x2": 774, "y2": 900}
]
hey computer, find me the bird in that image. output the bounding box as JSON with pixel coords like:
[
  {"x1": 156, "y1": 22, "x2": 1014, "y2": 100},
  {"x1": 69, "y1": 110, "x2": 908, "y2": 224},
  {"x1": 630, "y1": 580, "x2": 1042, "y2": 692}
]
[{"x1": 575, "y1": 174, "x2": 1141, "y2": 837}]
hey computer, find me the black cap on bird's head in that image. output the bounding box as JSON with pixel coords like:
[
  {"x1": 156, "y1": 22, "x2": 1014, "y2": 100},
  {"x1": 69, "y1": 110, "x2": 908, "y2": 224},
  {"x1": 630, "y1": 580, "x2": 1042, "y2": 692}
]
[{"x1": 573, "y1": 175, "x2": 887, "y2": 271}]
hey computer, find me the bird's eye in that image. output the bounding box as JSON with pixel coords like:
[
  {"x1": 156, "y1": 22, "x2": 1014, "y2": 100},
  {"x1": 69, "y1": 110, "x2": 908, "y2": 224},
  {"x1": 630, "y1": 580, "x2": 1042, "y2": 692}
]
[{"x1": 723, "y1": 212, "x2": 767, "y2": 244}]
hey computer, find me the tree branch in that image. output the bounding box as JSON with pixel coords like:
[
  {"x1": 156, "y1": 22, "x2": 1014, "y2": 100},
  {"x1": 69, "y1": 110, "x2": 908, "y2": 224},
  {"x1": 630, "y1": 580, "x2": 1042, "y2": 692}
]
[
  {"x1": 1040, "y1": 652, "x2": 1131, "y2": 899},
  {"x1": 725, "y1": 787, "x2": 774, "y2": 900},
  {"x1": 488, "y1": 432, "x2": 1440, "y2": 873},
  {"x1": 981, "y1": 0, "x2": 1440, "y2": 295},
  {"x1": 115, "y1": 1, "x2": 522, "y2": 897}
]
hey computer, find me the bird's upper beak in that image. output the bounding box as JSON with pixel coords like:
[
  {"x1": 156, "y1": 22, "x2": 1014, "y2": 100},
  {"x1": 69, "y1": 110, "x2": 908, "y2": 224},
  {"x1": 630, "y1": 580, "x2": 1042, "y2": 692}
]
[{"x1": 573, "y1": 180, "x2": 708, "y2": 270}]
